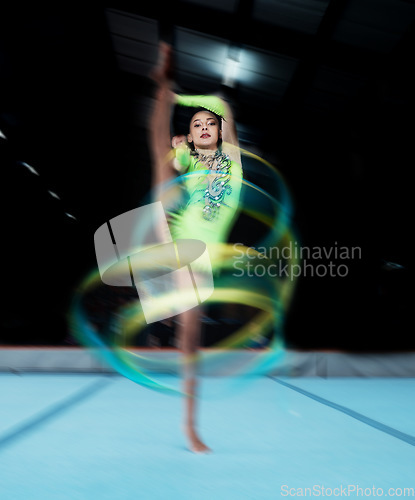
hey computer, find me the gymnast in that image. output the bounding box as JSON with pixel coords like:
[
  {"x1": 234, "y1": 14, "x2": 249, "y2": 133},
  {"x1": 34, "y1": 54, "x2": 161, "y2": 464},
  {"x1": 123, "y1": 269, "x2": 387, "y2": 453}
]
[{"x1": 148, "y1": 42, "x2": 243, "y2": 453}]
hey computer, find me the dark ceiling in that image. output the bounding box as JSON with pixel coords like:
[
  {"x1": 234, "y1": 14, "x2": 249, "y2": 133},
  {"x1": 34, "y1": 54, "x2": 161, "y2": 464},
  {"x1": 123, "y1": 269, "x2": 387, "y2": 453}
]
[
  {"x1": 103, "y1": 2, "x2": 415, "y2": 144},
  {"x1": 0, "y1": 4, "x2": 414, "y2": 348}
]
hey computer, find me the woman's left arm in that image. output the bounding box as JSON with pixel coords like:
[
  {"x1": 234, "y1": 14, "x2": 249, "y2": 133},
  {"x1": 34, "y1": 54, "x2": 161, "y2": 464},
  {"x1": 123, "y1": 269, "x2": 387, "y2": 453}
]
[{"x1": 221, "y1": 100, "x2": 242, "y2": 166}]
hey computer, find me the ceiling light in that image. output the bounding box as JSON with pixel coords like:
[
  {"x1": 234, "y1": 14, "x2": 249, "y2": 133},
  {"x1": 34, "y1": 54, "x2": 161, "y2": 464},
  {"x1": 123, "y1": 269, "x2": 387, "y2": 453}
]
[{"x1": 222, "y1": 55, "x2": 240, "y2": 88}]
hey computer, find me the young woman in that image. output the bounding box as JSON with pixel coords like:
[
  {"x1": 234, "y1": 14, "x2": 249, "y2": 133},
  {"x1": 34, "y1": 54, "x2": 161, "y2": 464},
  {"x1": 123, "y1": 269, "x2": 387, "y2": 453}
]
[{"x1": 149, "y1": 43, "x2": 242, "y2": 453}]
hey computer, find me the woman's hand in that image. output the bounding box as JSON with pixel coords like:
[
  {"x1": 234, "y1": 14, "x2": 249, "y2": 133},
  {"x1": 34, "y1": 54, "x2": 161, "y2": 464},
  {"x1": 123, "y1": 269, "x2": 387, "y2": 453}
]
[
  {"x1": 172, "y1": 135, "x2": 188, "y2": 149},
  {"x1": 171, "y1": 135, "x2": 191, "y2": 172}
]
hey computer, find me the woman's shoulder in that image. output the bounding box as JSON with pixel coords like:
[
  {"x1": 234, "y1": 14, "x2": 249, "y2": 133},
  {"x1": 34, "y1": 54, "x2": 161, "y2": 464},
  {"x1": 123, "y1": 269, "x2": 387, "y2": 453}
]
[{"x1": 222, "y1": 142, "x2": 242, "y2": 170}]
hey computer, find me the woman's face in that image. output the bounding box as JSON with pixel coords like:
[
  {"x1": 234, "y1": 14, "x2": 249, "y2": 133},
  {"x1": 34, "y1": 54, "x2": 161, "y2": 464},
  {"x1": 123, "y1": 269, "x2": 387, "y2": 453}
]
[{"x1": 187, "y1": 111, "x2": 221, "y2": 150}]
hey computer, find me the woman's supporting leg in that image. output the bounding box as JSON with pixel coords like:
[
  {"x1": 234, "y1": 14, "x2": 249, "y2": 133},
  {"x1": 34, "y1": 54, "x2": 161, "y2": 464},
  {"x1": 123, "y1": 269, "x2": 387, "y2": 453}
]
[{"x1": 178, "y1": 307, "x2": 211, "y2": 453}]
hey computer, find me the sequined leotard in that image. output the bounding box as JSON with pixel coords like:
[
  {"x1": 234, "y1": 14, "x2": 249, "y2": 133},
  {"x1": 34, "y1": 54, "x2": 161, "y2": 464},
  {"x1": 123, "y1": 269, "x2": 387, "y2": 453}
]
[{"x1": 168, "y1": 148, "x2": 243, "y2": 247}]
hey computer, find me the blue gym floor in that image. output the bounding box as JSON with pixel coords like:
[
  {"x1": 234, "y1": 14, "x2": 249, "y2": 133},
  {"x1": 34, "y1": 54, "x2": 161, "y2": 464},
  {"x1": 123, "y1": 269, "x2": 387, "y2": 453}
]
[{"x1": 1, "y1": 374, "x2": 414, "y2": 499}]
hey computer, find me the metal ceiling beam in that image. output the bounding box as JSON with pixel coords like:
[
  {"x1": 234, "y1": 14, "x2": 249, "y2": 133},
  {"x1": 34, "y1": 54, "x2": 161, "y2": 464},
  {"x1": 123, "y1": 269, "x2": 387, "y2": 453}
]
[{"x1": 114, "y1": 2, "x2": 382, "y2": 76}]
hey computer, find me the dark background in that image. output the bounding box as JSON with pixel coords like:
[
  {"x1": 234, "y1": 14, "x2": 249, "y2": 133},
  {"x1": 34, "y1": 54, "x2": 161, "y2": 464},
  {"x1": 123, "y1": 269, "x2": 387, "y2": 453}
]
[{"x1": 0, "y1": 4, "x2": 413, "y2": 350}]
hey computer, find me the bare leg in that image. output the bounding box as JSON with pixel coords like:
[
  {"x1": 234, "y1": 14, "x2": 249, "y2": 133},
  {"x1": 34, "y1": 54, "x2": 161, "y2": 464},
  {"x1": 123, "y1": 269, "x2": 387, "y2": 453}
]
[
  {"x1": 149, "y1": 43, "x2": 210, "y2": 453},
  {"x1": 177, "y1": 307, "x2": 211, "y2": 453}
]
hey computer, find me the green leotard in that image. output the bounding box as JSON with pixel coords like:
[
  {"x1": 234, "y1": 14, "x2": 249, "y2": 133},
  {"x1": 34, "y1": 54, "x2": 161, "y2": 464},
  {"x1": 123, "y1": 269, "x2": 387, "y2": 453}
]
[{"x1": 168, "y1": 148, "x2": 243, "y2": 247}]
